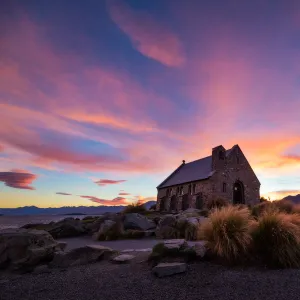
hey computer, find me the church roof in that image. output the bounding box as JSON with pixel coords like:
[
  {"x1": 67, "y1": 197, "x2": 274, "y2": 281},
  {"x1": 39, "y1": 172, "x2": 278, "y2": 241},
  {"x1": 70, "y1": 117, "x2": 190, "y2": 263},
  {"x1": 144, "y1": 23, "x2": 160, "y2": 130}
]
[{"x1": 157, "y1": 149, "x2": 232, "y2": 189}]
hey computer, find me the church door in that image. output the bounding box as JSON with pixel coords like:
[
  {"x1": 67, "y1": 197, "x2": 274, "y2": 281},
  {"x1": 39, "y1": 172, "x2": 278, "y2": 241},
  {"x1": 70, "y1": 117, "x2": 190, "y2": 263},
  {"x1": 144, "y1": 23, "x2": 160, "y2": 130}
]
[{"x1": 233, "y1": 181, "x2": 245, "y2": 204}]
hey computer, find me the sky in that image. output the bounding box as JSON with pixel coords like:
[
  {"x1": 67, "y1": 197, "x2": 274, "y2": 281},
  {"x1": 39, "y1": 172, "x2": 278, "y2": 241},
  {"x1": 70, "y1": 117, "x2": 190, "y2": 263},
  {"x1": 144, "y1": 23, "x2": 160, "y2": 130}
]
[{"x1": 1, "y1": 0, "x2": 300, "y2": 208}]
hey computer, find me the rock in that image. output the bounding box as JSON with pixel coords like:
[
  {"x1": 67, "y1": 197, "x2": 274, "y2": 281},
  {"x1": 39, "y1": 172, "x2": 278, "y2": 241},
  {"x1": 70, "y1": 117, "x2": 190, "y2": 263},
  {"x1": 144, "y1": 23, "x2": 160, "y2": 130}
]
[
  {"x1": 55, "y1": 242, "x2": 67, "y2": 252},
  {"x1": 113, "y1": 254, "x2": 135, "y2": 263},
  {"x1": 33, "y1": 264, "x2": 51, "y2": 274},
  {"x1": 164, "y1": 239, "x2": 186, "y2": 245},
  {"x1": 94, "y1": 219, "x2": 124, "y2": 241},
  {"x1": 123, "y1": 213, "x2": 156, "y2": 231},
  {"x1": 191, "y1": 241, "x2": 207, "y2": 258},
  {"x1": 144, "y1": 230, "x2": 155, "y2": 237},
  {"x1": 186, "y1": 217, "x2": 199, "y2": 226},
  {"x1": 159, "y1": 215, "x2": 177, "y2": 227},
  {"x1": 23, "y1": 218, "x2": 86, "y2": 239},
  {"x1": 152, "y1": 262, "x2": 187, "y2": 277},
  {"x1": 47, "y1": 218, "x2": 86, "y2": 239},
  {"x1": 50, "y1": 245, "x2": 115, "y2": 268},
  {"x1": 0, "y1": 229, "x2": 57, "y2": 270},
  {"x1": 155, "y1": 215, "x2": 179, "y2": 239}
]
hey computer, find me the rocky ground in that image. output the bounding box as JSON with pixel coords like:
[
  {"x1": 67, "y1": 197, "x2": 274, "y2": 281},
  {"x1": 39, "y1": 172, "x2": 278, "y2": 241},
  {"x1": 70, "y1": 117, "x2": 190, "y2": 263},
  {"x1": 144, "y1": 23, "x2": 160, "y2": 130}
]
[{"x1": 2, "y1": 256, "x2": 300, "y2": 300}]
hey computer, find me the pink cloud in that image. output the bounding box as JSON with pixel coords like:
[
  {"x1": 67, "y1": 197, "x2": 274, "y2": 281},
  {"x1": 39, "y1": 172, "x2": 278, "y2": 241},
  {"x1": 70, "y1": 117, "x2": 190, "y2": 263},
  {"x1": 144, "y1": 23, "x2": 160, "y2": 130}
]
[
  {"x1": 106, "y1": 0, "x2": 185, "y2": 67},
  {"x1": 119, "y1": 192, "x2": 130, "y2": 196},
  {"x1": 0, "y1": 170, "x2": 37, "y2": 190},
  {"x1": 94, "y1": 179, "x2": 126, "y2": 186},
  {"x1": 80, "y1": 195, "x2": 128, "y2": 206}
]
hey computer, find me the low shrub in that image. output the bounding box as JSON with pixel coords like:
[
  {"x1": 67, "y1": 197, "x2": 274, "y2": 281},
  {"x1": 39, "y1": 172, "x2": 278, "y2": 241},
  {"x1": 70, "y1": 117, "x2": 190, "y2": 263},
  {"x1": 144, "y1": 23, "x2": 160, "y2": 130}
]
[
  {"x1": 184, "y1": 221, "x2": 198, "y2": 241},
  {"x1": 97, "y1": 221, "x2": 124, "y2": 241},
  {"x1": 122, "y1": 202, "x2": 147, "y2": 214},
  {"x1": 206, "y1": 197, "x2": 228, "y2": 210},
  {"x1": 148, "y1": 242, "x2": 196, "y2": 264},
  {"x1": 156, "y1": 226, "x2": 181, "y2": 239},
  {"x1": 252, "y1": 211, "x2": 300, "y2": 268},
  {"x1": 198, "y1": 205, "x2": 254, "y2": 263}
]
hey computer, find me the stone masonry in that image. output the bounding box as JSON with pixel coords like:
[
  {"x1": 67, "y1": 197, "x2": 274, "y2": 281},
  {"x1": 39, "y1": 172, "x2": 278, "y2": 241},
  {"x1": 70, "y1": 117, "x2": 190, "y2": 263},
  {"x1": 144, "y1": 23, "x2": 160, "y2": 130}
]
[{"x1": 156, "y1": 145, "x2": 260, "y2": 212}]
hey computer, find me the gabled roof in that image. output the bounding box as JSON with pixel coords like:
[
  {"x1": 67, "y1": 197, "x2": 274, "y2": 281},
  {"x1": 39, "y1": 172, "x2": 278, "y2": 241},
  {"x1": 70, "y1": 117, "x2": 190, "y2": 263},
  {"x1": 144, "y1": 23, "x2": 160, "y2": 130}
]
[{"x1": 157, "y1": 149, "x2": 232, "y2": 189}]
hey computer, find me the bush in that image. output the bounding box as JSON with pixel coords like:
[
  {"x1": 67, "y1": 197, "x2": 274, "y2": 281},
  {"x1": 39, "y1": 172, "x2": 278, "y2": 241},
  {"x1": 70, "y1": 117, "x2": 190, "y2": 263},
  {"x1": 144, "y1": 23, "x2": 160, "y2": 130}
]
[
  {"x1": 97, "y1": 221, "x2": 124, "y2": 241},
  {"x1": 122, "y1": 202, "x2": 147, "y2": 214},
  {"x1": 252, "y1": 211, "x2": 300, "y2": 268},
  {"x1": 206, "y1": 197, "x2": 228, "y2": 210},
  {"x1": 198, "y1": 205, "x2": 254, "y2": 263},
  {"x1": 184, "y1": 221, "x2": 198, "y2": 241}
]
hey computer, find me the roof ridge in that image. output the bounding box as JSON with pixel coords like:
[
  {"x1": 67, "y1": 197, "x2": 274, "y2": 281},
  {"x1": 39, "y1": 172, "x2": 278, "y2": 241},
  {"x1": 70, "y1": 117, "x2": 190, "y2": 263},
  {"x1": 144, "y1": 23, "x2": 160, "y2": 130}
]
[{"x1": 184, "y1": 154, "x2": 212, "y2": 165}]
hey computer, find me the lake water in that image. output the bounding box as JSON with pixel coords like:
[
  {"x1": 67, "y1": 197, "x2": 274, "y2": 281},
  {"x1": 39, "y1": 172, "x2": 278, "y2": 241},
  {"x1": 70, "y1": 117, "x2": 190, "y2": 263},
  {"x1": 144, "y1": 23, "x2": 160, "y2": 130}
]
[{"x1": 0, "y1": 215, "x2": 92, "y2": 230}]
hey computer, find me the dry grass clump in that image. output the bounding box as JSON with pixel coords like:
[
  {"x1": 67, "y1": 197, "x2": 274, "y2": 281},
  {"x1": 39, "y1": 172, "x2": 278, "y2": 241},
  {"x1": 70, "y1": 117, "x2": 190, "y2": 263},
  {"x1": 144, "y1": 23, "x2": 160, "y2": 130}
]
[
  {"x1": 252, "y1": 211, "x2": 300, "y2": 268},
  {"x1": 198, "y1": 206, "x2": 254, "y2": 263},
  {"x1": 206, "y1": 197, "x2": 228, "y2": 210},
  {"x1": 272, "y1": 200, "x2": 294, "y2": 214},
  {"x1": 122, "y1": 202, "x2": 147, "y2": 214}
]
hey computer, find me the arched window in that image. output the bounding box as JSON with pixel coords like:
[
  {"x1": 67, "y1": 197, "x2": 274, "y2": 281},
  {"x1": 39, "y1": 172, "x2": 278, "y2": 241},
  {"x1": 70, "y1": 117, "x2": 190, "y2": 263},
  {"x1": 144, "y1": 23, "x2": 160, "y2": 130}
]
[
  {"x1": 192, "y1": 184, "x2": 196, "y2": 194},
  {"x1": 188, "y1": 184, "x2": 191, "y2": 195},
  {"x1": 223, "y1": 182, "x2": 227, "y2": 193}
]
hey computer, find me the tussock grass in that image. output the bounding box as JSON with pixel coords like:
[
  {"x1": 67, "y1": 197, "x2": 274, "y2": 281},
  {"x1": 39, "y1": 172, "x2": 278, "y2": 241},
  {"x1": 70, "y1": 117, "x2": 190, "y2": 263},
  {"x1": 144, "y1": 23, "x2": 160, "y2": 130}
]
[
  {"x1": 198, "y1": 206, "x2": 254, "y2": 263},
  {"x1": 252, "y1": 211, "x2": 300, "y2": 268},
  {"x1": 206, "y1": 197, "x2": 228, "y2": 210},
  {"x1": 273, "y1": 200, "x2": 294, "y2": 214}
]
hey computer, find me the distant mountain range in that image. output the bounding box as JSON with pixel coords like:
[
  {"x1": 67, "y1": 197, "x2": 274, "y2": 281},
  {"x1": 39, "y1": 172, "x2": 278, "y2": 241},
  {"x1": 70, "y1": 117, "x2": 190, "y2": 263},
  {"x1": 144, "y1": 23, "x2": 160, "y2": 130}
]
[
  {"x1": 282, "y1": 194, "x2": 300, "y2": 204},
  {"x1": 0, "y1": 201, "x2": 156, "y2": 216}
]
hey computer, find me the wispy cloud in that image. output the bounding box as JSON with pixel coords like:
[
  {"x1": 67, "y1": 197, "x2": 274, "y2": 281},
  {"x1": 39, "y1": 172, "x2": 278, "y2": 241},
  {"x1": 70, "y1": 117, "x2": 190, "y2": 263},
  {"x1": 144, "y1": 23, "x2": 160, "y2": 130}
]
[
  {"x1": 80, "y1": 195, "x2": 128, "y2": 206},
  {"x1": 56, "y1": 192, "x2": 72, "y2": 196},
  {"x1": 107, "y1": 0, "x2": 185, "y2": 67},
  {"x1": 119, "y1": 192, "x2": 130, "y2": 196},
  {"x1": 94, "y1": 179, "x2": 127, "y2": 186},
  {"x1": 0, "y1": 170, "x2": 37, "y2": 190}
]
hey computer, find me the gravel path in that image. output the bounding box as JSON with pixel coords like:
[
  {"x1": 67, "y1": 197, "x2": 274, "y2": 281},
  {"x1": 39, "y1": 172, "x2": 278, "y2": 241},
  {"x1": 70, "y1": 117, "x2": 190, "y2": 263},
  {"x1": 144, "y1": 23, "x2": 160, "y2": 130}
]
[{"x1": 1, "y1": 260, "x2": 300, "y2": 300}]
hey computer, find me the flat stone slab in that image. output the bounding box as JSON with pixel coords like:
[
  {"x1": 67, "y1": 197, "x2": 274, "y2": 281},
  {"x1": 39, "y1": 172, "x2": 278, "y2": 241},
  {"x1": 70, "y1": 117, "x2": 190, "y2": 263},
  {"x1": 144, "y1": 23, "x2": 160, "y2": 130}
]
[
  {"x1": 113, "y1": 254, "x2": 135, "y2": 263},
  {"x1": 121, "y1": 248, "x2": 152, "y2": 253},
  {"x1": 86, "y1": 244, "x2": 113, "y2": 251},
  {"x1": 164, "y1": 239, "x2": 186, "y2": 245},
  {"x1": 152, "y1": 262, "x2": 187, "y2": 278}
]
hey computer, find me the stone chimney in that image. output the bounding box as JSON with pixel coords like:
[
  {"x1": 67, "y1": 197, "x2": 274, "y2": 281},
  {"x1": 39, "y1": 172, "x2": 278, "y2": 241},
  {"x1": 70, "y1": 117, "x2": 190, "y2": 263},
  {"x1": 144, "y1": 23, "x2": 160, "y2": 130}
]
[{"x1": 212, "y1": 145, "x2": 226, "y2": 171}]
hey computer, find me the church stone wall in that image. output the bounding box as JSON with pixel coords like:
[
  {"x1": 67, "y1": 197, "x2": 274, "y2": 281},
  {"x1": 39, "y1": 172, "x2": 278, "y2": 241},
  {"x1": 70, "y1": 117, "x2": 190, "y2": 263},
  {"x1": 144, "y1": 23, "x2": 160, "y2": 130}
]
[{"x1": 156, "y1": 145, "x2": 260, "y2": 212}]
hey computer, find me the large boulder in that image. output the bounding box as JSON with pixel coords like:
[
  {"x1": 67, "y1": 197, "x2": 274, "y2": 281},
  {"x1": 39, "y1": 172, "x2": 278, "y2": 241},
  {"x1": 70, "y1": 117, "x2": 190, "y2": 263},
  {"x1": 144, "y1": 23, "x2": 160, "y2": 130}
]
[
  {"x1": 50, "y1": 245, "x2": 115, "y2": 268},
  {"x1": 123, "y1": 213, "x2": 156, "y2": 231},
  {"x1": 83, "y1": 213, "x2": 118, "y2": 234},
  {"x1": 22, "y1": 218, "x2": 86, "y2": 239},
  {"x1": 0, "y1": 229, "x2": 58, "y2": 271},
  {"x1": 94, "y1": 219, "x2": 124, "y2": 241},
  {"x1": 47, "y1": 218, "x2": 86, "y2": 239},
  {"x1": 155, "y1": 215, "x2": 179, "y2": 239}
]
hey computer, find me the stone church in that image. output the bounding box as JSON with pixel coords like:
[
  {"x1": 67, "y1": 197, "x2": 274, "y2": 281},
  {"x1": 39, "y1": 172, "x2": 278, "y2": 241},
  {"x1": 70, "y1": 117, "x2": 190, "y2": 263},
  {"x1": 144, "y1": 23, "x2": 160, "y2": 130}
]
[{"x1": 156, "y1": 145, "x2": 260, "y2": 212}]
